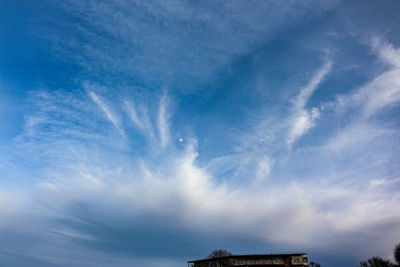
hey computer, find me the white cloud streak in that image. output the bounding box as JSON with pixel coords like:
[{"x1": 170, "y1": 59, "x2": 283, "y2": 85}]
[
  {"x1": 157, "y1": 92, "x2": 171, "y2": 148},
  {"x1": 88, "y1": 91, "x2": 125, "y2": 138},
  {"x1": 335, "y1": 39, "x2": 400, "y2": 118},
  {"x1": 125, "y1": 100, "x2": 155, "y2": 139},
  {"x1": 287, "y1": 61, "x2": 332, "y2": 146}
]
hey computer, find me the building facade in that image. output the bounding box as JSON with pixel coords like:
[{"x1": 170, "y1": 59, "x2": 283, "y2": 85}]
[{"x1": 188, "y1": 253, "x2": 308, "y2": 267}]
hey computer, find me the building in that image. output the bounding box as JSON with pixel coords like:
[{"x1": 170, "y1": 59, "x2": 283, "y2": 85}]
[{"x1": 188, "y1": 253, "x2": 309, "y2": 267}]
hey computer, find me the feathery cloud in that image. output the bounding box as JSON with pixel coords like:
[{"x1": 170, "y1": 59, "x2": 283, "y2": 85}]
[{"x1": 287, "y1": 61, "x2": 332, "y2": 146}]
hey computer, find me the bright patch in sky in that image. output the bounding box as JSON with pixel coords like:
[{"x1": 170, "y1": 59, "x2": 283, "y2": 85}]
[{"x1": 1, "y1": 1, "x2": 400, "y2": 266}]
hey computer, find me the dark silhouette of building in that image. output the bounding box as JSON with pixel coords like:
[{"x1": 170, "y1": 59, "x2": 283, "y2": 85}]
[{"x1": 188, "y1": 253, "x2": 308, "y2": 267}]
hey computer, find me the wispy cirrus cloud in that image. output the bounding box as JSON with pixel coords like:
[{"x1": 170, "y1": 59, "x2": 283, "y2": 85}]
[
  {"x1": 2, "y1": 75, "x2": 400, "y2": 266},
  {"x1": 158, "y1": 92, "x2": 171, "y2": 149},
  {"x1": 6, "y1": 59, "x2": 399, "y2": 256},
  {"x1": 334, "y1": 39, "x2": 400, "y2": 118},
  {"x1": 125, "y1": 100, "x2": 155, "y2": 139},
  {"x1": 44, "y1": 0, "x2": 341, "y2": 92},
  {"x1": 287, "y1": 60, "x2": 332, "y2": 147},
  {"x1": 88, "y1": 90, "x2": 126, "y2": 138}
]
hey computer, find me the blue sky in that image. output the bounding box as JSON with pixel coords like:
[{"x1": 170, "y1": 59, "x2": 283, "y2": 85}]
[{"x1": 1, "y1": 0, "x2": 400, "y2": 266}]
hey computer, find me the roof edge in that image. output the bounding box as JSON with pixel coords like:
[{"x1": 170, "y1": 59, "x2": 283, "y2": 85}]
[{"x1": 188, "y1": 253, "x2": 308, "y2": 263}]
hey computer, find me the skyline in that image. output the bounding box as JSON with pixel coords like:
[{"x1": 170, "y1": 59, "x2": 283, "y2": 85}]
[{"x1": 1, "y1": 1, "x2": 400, "y2": 266}]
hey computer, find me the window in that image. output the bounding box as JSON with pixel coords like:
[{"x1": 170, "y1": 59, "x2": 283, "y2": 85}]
[
  {"x1": 303, "y1": 257, "x2": 308, "y2": 263},
  {"x1": 257, "y1": 259, "x2": 264, "y2": 264},
  {"x1": 293, "y1": 258, "x2": 300, "y2": 264}
]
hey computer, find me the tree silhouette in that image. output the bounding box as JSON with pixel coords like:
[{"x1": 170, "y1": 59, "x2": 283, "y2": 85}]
[
  {"x1": 359, "y1": 257, "x2": 395, "y2": 267},
  {"x1": 394, "y1": 243, "x2": 400, "y2": 266},
  {"x1": 208, "y1": 249, "x2": 232, "y2": 258},
  {"x1": 207, "y1": 250, "x2": 233, "y2": 267},
  {"x1": 309, "y1": 261, "x2": 322, "y2": 267}
]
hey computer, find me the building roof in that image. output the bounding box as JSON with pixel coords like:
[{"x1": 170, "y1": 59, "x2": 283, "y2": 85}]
[{"x1": 188, "y1": 253, "x2": 307, "y2": 263}]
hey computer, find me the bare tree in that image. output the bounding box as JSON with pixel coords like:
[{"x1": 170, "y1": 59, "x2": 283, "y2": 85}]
[
  {"x1": 359, "y1": 257, "x2": 395, "y2": 267},
  {"x1": 309, "y1": 261, "x2": 322, "y2": 267},
  {"x1": 207, "y1": 250, "x2": 233, "y2": 267},
  {"x1": 208, "y1": 249, "x2": 232, "y2": 258},
  {"x1": 394, "y1": 243, "x2": 400, "y2": 266}
]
